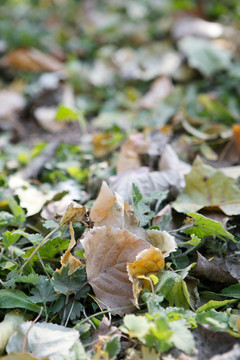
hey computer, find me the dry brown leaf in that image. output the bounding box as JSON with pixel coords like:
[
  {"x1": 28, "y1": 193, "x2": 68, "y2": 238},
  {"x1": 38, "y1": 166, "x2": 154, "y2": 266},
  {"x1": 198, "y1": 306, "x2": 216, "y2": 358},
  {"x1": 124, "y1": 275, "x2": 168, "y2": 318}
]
[
  {"x1": 60, "y1": 202, "x2": 92, "y2": 227},
  {"x1": 139, "y1": 76, "x2": 172, "y2": 109},
  {"x1": 92, "y1": 133, "x2": 119, "y2": 158},
  {"x1": 117, "y1": 139, "x2": 141, "y2": 174},
  {"x1": 81, "y1": 226, "x2": 150, "y2": 315},
  {"x1": 127, "y1": 247, "x2": 164, "y2": 307},
  {"x1": 58, "y1": 223, "x2": 83, "y2": 275},
  {"x1": 146, "y1": 229, "x2": 177, "y2": 257},
  {"x1": 90, "y1": 181, "x2": 145, "y2": 238},
  {"x1": 1, "y1": 48, "x2": 63, "y2": 72}
]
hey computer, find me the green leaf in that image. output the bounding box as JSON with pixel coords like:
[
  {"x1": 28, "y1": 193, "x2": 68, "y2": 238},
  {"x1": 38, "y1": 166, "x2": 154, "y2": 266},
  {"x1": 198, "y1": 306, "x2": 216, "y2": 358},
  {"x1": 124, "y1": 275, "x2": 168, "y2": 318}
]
[
  {"x1": 55, "y1": 104, "x2": 79, "y2": 122},
  {"x1": 196, "y1": 299, "x2": 237, "y2": 313},
  {"x1": 0, "y1": 289, "x2": 43, "y2": 314},
  {"x1": 169, "y1": 319, "x2": 195, "y2": 354},
  {"x1": 178, "y1": 36, "x2": 232, "y2": 76},
  {"x1": 132, "y1": 183, "x2": 155, "y2": 226},
  {"x1": 155, "y1": 270, "x2": 191, "y2": 309},
  {"x1": 145, "y1": 315, "x2": 172, "y2": 353},
  {"x1": 2, "y1": 230, "x2": 21, "y2": 248},
  {"x1": 221, "y1": 283, "x2": 240, "y2": 298},
  {"x1": 23, "y1": 237, "x2": 69, "y2": 261},
  {"x1": 104, "y1": 336, "x2": 121, "y2": 359},
  {"x1": 8, "y1": 197, "x2": 25, "y2": 225},
  {"x1": 184, "y1": 213, "x2": 236, "y2": 242},
  {"x1": 30, "y1": 277, "x2": 58, "y2": 304},
  {"x1": 172, "y1": 156, "x2": 240, "y2": 216},
  {"x1": 13, "y1": 230, "x2": 44, "y2": 244},
  {"x1": 179, "y1": 234, "x2": 201, "y2": 246},
  {"x1": 196, "y1": 309, "x2": 229, "y2": 331},
  {"x1": 0, "y1": 211, "x2": 16, "y2": 228},
  {"x1": 122, "y1": 314, "x2": 151, "y2": 340},
  {"x1": 52, "y1": 263, "x2": 88, "y2": 295}
]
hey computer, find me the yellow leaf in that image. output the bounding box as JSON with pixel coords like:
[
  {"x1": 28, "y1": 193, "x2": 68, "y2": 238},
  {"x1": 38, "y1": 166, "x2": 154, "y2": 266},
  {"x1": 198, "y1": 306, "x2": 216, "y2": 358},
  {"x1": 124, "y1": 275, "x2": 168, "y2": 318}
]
[
  {"x1": 92, "y1": 350, "x2": 109, "y2": 360},
  {"x1": 127, "y1": 247, "x2": 164, "y2": 307},
  {"x1": 0, "y1": 353, "x2": 49, "y2": 360}
]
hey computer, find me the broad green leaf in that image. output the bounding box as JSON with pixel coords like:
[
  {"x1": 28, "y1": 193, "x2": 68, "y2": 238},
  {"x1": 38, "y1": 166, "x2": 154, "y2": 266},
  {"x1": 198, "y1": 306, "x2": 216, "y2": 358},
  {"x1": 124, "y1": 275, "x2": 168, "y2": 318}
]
[
  {"x1": 13, "y1": 230, "x2": 44, "y2": 244},
  {"x1": 23, "y1": 237, "x2": 69, "y2": 261},
  {"x1": 184, "y1": 213, "x2": 236, "y2": 242},
  {"x1": 0, "y1": 289, "x2": 43, "y2": 314},
  {"x1": 122, "y1": 314, "x2": 151, "y2": 340},
  {"x1": 178, "y1": 36, "x2": 232, "y2": 76},
  {"x1": 52, "y1": 263, "x2": 88, "y2": 295},
  {"x1": 0, "y1": 211, "x2": 16, "y2": 228},
  {"x1": 169, "y1": 319, "x2": 195, "y2": 354},
  {"x1": 104, "y1": 336, "x2": 121, "y2": 359},
  {"x1": 2, "y1": 230, "x2": 21, "y2": 248},
  {"x1": 172, "y1": 156, "x2": 240, "y2": 216},
  {"x1": 132, "y1": 183, "x2": 155, "y2": 226},
  {"x1": 221, "y1": 283, "x2": 240, "y2": 298},
  {"x1": 30, "y1": 277, "x2": 58, "y2": 304},
  {"x1": 196, "y1": 299, "x2": 237, "y2": 314},
  {"x1": 55, "y1": 104, "x2": 79, "y2": 122},
  {"x1": 145, "y1": 316, "x2": 172, "y2": 353},
  {"x1": 196, "y1": 309, "x2": 229, "y2": 331},
  {"x1": 155, "y1": 270, "x2": 191, "y2": 309},
  {"x1": 8, "y1": 197, "x2": 25, "y2": 225}
]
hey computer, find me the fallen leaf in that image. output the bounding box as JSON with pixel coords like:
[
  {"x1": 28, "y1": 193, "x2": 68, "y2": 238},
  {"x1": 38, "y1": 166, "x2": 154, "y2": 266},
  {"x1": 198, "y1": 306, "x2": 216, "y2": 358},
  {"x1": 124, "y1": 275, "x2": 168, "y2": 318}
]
[
  {"x1": 89, "y1": 181, "x2": 145, "y2": 238},
  {"x1": 178, "y1": 36, "x2": 232, "y2": 77},
  {"x1": 92, "y1": 133, "x2": 119, "y2": 158},
  {"x1": 60, "y1": 202, "x2": 89, "y2": 226},
  {"x1": 172, "y1": 17, "x2": 223, "y2": 40},
  {"x1": 139, "y1": 76, "x2": 172, "y2": 109},
  {"x1": 192, "y1": 252, "x2": 238, "y2": 285},
  {"x1": 57, "y1": 222, "x2": 83, "y2": 275},
  {"x1": 0, "y1": 353, "x2": 48, "y2": 360},
  {"x1": 0, "y1": 90, "x2": 25, "y2": 121},
  {"x1": 172, "y1": 156, "x2": 240, "y2": 215},
  {"x1": 0, "y1": 311, "x2": 30, "y2": 355},
  {"x1": 6, "y1": 322, "x2": 80, "y2": 360},
  {"x1": 146, "y1": 229, "x2": 177, "y2": 257},
  {"x1": 127, "y1": 246, "x2": 165, "y2": 307},
  {"x1": 110, "y1": 169, "x2": 183, "y2": 204},
  {"x1": 117, "y1": 138, "x2": 141, "y2": 174},
  {"x1": 1, "y1": 48, "x2": 63, "y2": 72},
  {"x1": 81, "y1": 226, "x2": 150, "y2": 315},
  {"x1": 41, "y1": 197, "x2": 79, "y2": 221}
]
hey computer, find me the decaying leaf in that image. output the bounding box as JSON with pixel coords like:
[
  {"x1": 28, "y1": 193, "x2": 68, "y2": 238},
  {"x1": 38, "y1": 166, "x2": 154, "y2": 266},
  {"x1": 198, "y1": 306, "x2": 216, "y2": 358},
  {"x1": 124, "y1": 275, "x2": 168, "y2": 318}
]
[
  {"x1": 57, "y1": 223, "x2": 83, "y2": 275},
  {"x1": 60, "y1": 202, "x2": 92, "y2": 227},
  {"x1": 81, "y1": 226, "x2": 151, "y2": 315},
  {"x1": 0, "y1": 311, "x2": 30, "y2": 355},
  {"x1": 117, "y1": 138, "x2": 141, "y2": 174},
  {"x1": 127, "y1": 246, "x2": 164, "y2": 307},
  {"x1": 192, "y1": 252, "x2": 238, "y2": 285},
  {"x1": 1, "y1": 48, "x2": 63, "y2": 72},
  {"x1": 172, "y1": 156, "x2": 240, "y2": 215},
  {"x1": 90, "y1": 181, "x2": 145, "y2": 238},
  {"x1": 146, "y1": 229, "x2": 177, "y2": 257},
  {"x1": 6, "y1": 321, "x2": 81, "y2": 360}
]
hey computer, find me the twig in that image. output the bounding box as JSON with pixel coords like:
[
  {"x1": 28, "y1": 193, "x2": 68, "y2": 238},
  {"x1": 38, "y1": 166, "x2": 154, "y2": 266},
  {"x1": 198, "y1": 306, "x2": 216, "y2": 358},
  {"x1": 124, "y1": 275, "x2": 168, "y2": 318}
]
[{"x1": 22, "y1": 307, "x2": 43, "y2": 353}]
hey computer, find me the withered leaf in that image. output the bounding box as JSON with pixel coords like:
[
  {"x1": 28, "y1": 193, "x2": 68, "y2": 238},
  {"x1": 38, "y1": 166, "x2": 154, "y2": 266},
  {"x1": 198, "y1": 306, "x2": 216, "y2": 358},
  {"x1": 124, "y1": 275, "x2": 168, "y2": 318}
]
[
  {"x1": 1, "y1": 48, "x2": 63, "y2": 72},
  {"x1": 81, "y1": 226, "x2": 150, "y2": 315},
  {"x1": 127, "y1": 247, "x2": 164, "y2": 307},
  {"x1": 146, "y1": 229, "x2": 177, "y2": 257},
  {"x1": 192, "y1": 252, "x2": 238, "y2": 285},
  {"x1": 60, "y1": 203, "x2": 92, "y2": 227}
]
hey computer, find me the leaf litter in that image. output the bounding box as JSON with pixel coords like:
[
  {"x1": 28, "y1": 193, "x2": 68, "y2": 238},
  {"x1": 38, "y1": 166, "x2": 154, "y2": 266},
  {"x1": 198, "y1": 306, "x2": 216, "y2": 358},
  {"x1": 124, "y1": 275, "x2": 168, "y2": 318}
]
[{"x1": 1, "y1": 1, "x2": 240, "y2": 359}]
